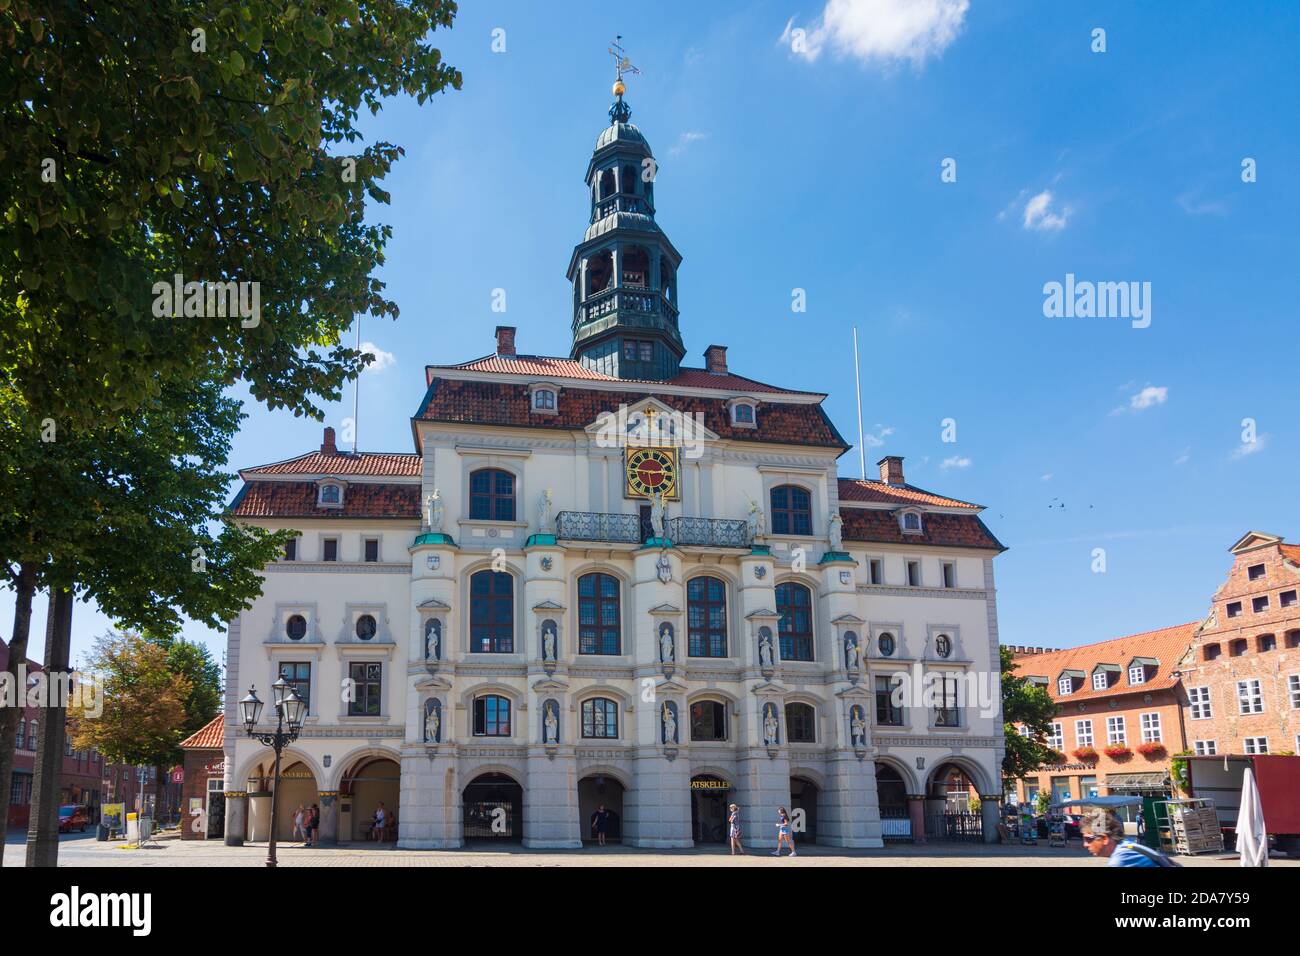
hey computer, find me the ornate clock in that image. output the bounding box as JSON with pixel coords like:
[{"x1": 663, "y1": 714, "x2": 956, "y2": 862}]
[{"x1": 625, "y1": 447, "x2": 680, "y2": 500}]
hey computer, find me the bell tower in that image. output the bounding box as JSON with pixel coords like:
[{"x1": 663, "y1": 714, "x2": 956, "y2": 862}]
[{"x1": 568, "y1": 40, "x2": 685, "y2": 381}]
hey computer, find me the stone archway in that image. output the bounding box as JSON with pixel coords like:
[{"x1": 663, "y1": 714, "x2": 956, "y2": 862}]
[
  {"x1": 789, "y1": 775, "x2": 820, "y2": 843},
  {"x1": 463, "y1": 772, "x2": 524, "y2": 843},
  {"x1": 340, "y1": 756, "x2": 401, "y2": 843},
  {"x1": 578, "y1": 772, "x2": 626, "y2": 843},
  {"x1": 690, "y1": 773, "x2": 732, "y2": 844}
]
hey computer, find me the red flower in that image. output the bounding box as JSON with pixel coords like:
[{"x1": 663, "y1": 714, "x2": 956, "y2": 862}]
[
  {"x1": 1072, "y1": 746, "x2": 1098, "y2": 762},
  {"x1": 1104, "y1": 744, "x2": 1132, "y2": 759},
  {"x1": 1136, "y1": 742, "x2": 1167, "y2": 758}
]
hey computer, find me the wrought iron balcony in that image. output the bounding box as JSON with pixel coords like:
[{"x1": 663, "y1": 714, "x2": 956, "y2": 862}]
[
  {"x1": 556, "y1": 511, "x2": 641, "y2": 544},
  {"x1": 666, "y1": 516, "x2": 751, "y2": 549}
]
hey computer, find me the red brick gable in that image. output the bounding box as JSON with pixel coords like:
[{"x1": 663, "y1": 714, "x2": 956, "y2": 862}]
[
  {"x1": 839, "y1": 508, "x2": 1004, "y2": 551},
  {"x1": 416, "y1": 377, "x2": 848, "y2": 450},
  {"x1": 229, "y1": 481, "x2": 420, "y2": 519}
]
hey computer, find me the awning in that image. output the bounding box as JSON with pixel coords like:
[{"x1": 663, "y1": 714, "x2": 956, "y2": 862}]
[{"x1": 1105, "y1": 772, "x2": 1170, "y2": 792}]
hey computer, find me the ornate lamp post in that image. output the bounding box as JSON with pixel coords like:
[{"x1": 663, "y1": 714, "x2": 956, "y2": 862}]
[{"x1": 239, "y1": 674, "x2": 307, "y2": 867}]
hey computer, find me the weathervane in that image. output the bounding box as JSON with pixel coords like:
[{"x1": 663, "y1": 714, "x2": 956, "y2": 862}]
[{"x1": 607, "y1": 35, "x2": 640, "y2": 123}]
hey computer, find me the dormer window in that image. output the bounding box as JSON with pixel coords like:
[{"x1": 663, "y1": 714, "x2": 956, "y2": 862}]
[
  {"x1": 1092, "y1": 663, "x2": 1119, "y2": 690},
  {"x1": 1127, "y1": 658, "x2": 1156, "y2": 685},
  {"x1": 529, "y1": 382, "x2": 559, "y2": 416},
  {"x1": 1058, "y1": 676, "x2": 1073, "y2": 695},
  {"x1": 1058, "y1": 670, "x2": 1084, "y2": 695},
  {"x1": 726, "y1": 397, "x2": 758, "y2": 429},
  {"x1": 1128, "y1": 665, "x2": 1146, "y2": 685},
  {"x1": 1093, "y1": 672, "x2": 1108, "y2": 690},
  {"x1": 900, "y1": 510, "x2": 923, "y2": 534},
  {"x1": 317, "y1": 481, "x2": 344, "y2": 508}
]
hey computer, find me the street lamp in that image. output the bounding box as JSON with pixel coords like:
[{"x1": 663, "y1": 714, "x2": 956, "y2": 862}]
[{"x1": 239, "y1": 678, "x2": 307, "y2": 867}]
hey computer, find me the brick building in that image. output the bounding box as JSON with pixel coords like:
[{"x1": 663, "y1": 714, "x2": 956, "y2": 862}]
[
  {"x1": 1007, "y1": 623, "x2": 1198, "y2": 809},
  {"x1": 179, "y1": 716, "x2": 225, "y2": 840},
  {"x1": 1176, "y1": 532, "x2": 1300, "y2": 758},
  {"x1": 2, "y1": 637, "x2": 108, "y2": 828}
]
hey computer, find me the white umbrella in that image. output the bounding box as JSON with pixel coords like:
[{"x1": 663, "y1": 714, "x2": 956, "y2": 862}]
[{"x1": 1237, "y1": 766, "x2": 1268, "y2": 867}]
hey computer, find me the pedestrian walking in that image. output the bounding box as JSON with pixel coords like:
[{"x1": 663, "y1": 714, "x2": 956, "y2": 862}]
[
  {"x1": 728, "y1": 803, "x2": 744, "y2": 855},
  {"x1": 772, "y1": 806, "x2": 796, "y2": 857},
  {"x1": 292, "y1": 804, "x2": 307, "y2": 844}
]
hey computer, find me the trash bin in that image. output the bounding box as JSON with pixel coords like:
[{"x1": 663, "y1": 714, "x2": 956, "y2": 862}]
[{"x1": 96, "y1": 824, "x2": 108, "y2": 841}]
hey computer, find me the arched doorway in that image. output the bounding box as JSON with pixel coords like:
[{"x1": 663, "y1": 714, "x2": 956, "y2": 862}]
[
  {"x1": 690, "y1": 774, "x2": 731, "y2": 844},
  {"x1": 269, "y1": 760, "x2": 318, "y2": 843},
  {"x1": 790, "y1": 776, "x2": 819, "y2": 843},
  {"x1": 463, "y1": 772, "x2": 523, "y2": 843},
  {"x1": 926, "y1": 762, "x2": 981, "y2": 842},
  {"x1": 875, "y1": 761, "x2": 911, "y2": 842},
  {"x1": 578, "y1": 774, "x2": 625, "y2": 843},
  {"x1": 340, "y1": 757, "x2": 400, "y2": 843}
]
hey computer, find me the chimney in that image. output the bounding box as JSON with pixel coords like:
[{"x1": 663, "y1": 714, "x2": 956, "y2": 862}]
[
  {"x1": 704, "y1": 344, "x2": 728, "y2": 374},
  {"x1": 321, "y1": 426, "x2": 337, "y2": 455},
  {"x1": 495, "y1": 325, "x2": 517, "y2": 357},
  {"x1": 877, "y1": 455, "x2": 905, "y2": 486}
]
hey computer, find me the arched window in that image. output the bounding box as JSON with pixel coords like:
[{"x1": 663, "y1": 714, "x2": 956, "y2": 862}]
[
  {"x1": 319, "y1": 483, "x2": 341, "y2": 505},
  {"x1": 598, "y1": 167, "x2": 616, "y2": 200},
  {"x1": 785, "y1": 702, "x2": 816, "y2": 743},
  {"x1": 622, "y1": 246, "x2": 648, "y2": 288},
  {"x1": 587, "y1": 251, "x2": 612, "y2": 296},
  {"x1": 901, "y1": 511, "x2": 922, "y2": 532},
  {"x1": 470, "y1": 570, "x2": 514, "y2": 653},
  {"x1": 473, "y1": 695, "x2": 512, "y2": 736},
  {"x1": 469, "y1": 469, "x2": 515, "y2": 521},
  {"x1": 776, "y1": 582, "x2": 814, "y2": 661},
  {"x1": 770, "y1": 485, "x2": 812, "y2": 536},
  {"x1": 621, "y1": 164, "x2": 638, "y2": 195},
  {"x1": 581, "y1": 698, "x2": 619, "y2": 738},
  {"x1": 689, "y1": 700, "x2": 727, "y2": 741},
  {"x1": 687, "y1": 576, "x2": 728, "y2": 658},
  {"x1": 578, "y1": 572, "x2": 620, "y2": 655}
]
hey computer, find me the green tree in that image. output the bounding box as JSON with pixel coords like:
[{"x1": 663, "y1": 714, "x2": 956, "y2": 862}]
[
  {"x1": 1000, "y1": 647, "x2": 1059, "y2": 785},
  {"x1": 145, "y1": 633, "x2": 224, "y2": 818}
]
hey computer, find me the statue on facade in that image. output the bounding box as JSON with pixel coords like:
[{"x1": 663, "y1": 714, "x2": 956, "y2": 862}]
[
  {"x1": 758, "y1": 630, "x2": 774, "y2": 668},
  {"x1": 763, "y1": 705, "x2": 779, "y2": 746},
  {"x1": 538, "y1": 488, "x2": 554, "y2": 534},
  {"x1": 844, "y1": 634, "x2": 860, "y2": 671},
  {"x1": 543, "y1": 624, "x2": 556, "y2": 661},
  {"x1": 662, "y1": 702, "x2": 676, "y2": 744},
  {"x1": 650, "y1": 489, "x2": 665, "y2": 540},
  {"x1": 425, "y1": 619, "x2": 440, "y2": 661},
  {"x1": 851, "y1": 708, "x2": 866, "y2": 747},
  {"x1": 424, "y1": 488, "x2": 444, "y2": 532},
  {"x1": 424, "y1": 702, "x2": 440, "y2": 743},
  {"x1": 659, "y1": 623, "x2": 674, "y2": 663},
  {"x1": 744, "y1": 492, "x2": 764, "y2": 541},
  {"x1": 828, "y1": 511, "x2": 843, "y2": 551},
  {"x1": 544, "y1": 702, "x2": 558, "y2": 744}
]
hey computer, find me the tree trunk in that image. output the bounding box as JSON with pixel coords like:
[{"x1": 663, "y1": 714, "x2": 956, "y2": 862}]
[
  {"x1": 26, "y1": 586, "x2": 73, "y2": 867},
  {"x1": 0, "y1": 563, "x2": 38, "y2": 866}
]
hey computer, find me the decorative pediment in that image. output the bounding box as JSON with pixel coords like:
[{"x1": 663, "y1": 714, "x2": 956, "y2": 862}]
[
  {"x1": 745, "y1": 608, "x2": 779, "y2": 621},
  {"x1": 530, "y1": 675, "x2": 571, "y2": 693},
  {"x1": 583, "y1": 396, "x2": 721, "y2": 445},
  {"x1": 532, "y1": 600, "x2": 566, "y2": 612},
  {"x1": 654, "y1": 675, "x2": 690, "y2": 694},
  {"x1": 1230, "y1": 531, "x2": 1282, "y2": 553},
  {"x1": 418, "y1": 598, "x2": 450, "y2": 610},
  {"x1": 834, "y1": 683, "x2": 872, "y2": 701},
  {"x1": 414, "y1": 675, "x2": 453, "y2": 692},
  {"x1": 649, "y1": 603, "x2": 681, "y2": 615},
  {"x1": 750, "y1": 679, "x2": 789, "y2": 697},
  {"x1": 832, "y1": 613, "x2": 866, "y2": 626}
]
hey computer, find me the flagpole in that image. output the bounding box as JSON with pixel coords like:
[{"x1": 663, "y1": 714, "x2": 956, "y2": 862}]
[
  {"x1": 352, "y1": 315, "x2": 361, "y2": 453},
  {"x1": 852, "y1": 325, "x2": 866, "y2": 479}
]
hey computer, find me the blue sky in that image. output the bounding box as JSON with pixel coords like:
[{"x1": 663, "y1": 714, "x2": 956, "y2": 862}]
[{"x1": 7, "y1": 0, "x2": 1299, "y2": 667}]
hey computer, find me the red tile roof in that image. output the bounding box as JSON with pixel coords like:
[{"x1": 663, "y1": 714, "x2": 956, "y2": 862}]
[
  {"x1": 417, "y1": 378, "x2": 848, "y2": 450},
  {"x1": 430, "y1": 354, "x2": 824, "y2": 395},
  {"x1": 840, "y1": 508, "x2": 1004, "y2": 551},
  {"x1": 179, "y1": 715, "x2": 224, "y2": 751},
  {"x1": 1281, "y1": 543, "x2": 1300, "y2": 565},
  {"x1": 838, "y1": 477, "x2": 980, "y2": 509},
  {"x1": 242, "y1": 450, "x2": 421, "y2": 477},
  {"x1": 1010, "y1": 622, "x2": 1200, "y2": 703},
  {"x1": 229, "y1": 481, "x2": 420, "y2": 519}
]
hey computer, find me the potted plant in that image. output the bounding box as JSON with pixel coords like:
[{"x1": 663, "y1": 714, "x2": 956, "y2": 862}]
[
  {"x1": 1136, "y1": 742, "x2": 1166, "y2": 758},
  {"x1": 1104, "y1": 744, "x2": 1132, "y2": 759},
  {"x1": 1072, "y1": 746, "x2": 1098, "y2": 763}
]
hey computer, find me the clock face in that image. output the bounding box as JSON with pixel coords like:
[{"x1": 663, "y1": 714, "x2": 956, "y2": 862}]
[{"x1": 625, "y1": 448, "x2": 679, "y2": 500}]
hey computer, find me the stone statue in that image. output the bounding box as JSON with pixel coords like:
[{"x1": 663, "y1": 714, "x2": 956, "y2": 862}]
[
  {"x1": 542, "y1": 624, "x2": 556, "y2": 661},
  {"x1": 425, "y1": 620, "x2": 440, "y2": 661},
  {"x1": 538, "y1": 489, "x2": 554, "y2": 534},
  {"x1": 759, "y1": 630, "x2": 774, "y2": 668},
  {"x1": 851, "y1": 710, "x2": 866, "y2": 747},
  {"x1": 659, "y1": 624, "x2": 674, "y2": 663},
  {"x1": 425, "y1": 703, "x2": 440, "y2": 743},
  {"x1": 763, "y1": 706, "x2": 778, "y2": 746},
  {"x1": 662, "y1": 702, "x2": 676, "y2": 744},
  {"x1": 844, "y1": 634, "x2": 860, "y2": 671},
  {"x1": 650, "y1": 490, "x2": 665, "y2": 540},
  {"x1": 544, "y1": 703, "x2": 558, "y2": 744},
  {"x1": 424, "y1": 489, "x2": 444, "y2": 532},
  {"x1": 744, "y1": 492, "x2": 764, "y2": 541},
  {"x1": 828, "y1": 511, "x2": 843, "y2": 551}
]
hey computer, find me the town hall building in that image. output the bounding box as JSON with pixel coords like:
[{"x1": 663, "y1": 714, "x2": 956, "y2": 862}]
[{"x1": 221, "y1": 82, "x2": 1008, "y2": 850}]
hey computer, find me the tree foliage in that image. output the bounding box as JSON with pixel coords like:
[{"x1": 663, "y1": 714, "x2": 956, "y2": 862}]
[{"x1": 1000, "y1": 646, "x2": 1059, "y2": 781}]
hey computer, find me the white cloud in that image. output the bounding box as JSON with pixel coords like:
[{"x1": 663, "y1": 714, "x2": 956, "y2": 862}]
[
  {"x1": 862, "y1": 424, "x2": 894, "y2": 447},
  {"x1": 781, "y1": 0, "x2": 969, "y2": 67},
  {"x1": 1128, "y1": 385, "x2": 1168, "y2": 411},
  {"x1": 1231, "y1": 434, "x2": 1268, "y2": 459},
  {"x1": 360, "y1": 341, "x2": 396, "y2": 373},
  {"x1": 1173, "y1": 448, "x2": 1191, "y2": 466},
  {"x1": 669, "y1": 131, "x2": 708, "y2": 156},
  {"x1": 1041, "y1": 473, "x2": 1053, "y2": 481},
  {"x1": 1022, "y1": 190, "x2": 1069, "y2": 231},
  {"x1": 941, "y1": 455, "x2": 971, "y2": 470}
]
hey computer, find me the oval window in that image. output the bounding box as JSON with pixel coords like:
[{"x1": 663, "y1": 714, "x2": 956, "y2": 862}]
[
  {"x1": 936, "y1": 634, "x2": 952, "y2": 658},
  {"x1": 356, "y1": 614, "x2": 377, "y2": 641},
  {"x1": 286, "y1": 614, "x2": 307, "y2": 641},
  {"x1": 878, "y1": 632, "x2": 896, "y2": 657}
]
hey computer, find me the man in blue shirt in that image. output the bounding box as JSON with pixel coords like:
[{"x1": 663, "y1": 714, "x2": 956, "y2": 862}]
[{"x1": 1082, "y1": 808, "x2": 1178, "y2": 867}]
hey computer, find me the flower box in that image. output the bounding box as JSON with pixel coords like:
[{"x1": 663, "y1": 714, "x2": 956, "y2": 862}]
[
  {"x1": 1136, "y1": 742, "x2": 1166, "y2": 758},
  {"x1": 1072, "y1": 746, "x2": 1099, "y2": 763},
  {"x1": 1103, "y1": 745, "x2": 1132, "y2": 759}
]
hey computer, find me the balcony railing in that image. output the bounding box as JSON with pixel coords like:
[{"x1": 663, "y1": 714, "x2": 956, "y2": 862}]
[
  {"x1": 578, "y1": 287, "x2": 678, "y2": 328},
  {"x1": 556, "y1": 511, "x2": 641, "y2": 544},
  {"x1": 555, "y1": 512, "x2": 753, "y2": 549}
]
